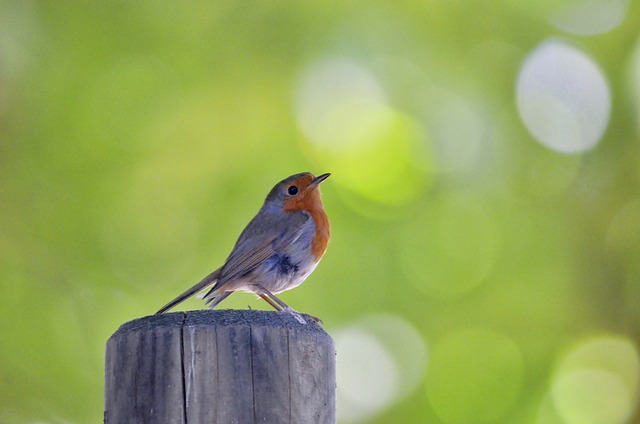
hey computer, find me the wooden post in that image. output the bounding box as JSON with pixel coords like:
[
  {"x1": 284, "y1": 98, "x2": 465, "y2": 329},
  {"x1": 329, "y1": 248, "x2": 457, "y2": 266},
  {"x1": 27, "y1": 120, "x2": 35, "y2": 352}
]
[{"x1": 104, "y1": 310, "x2": 336, "y2": 424}]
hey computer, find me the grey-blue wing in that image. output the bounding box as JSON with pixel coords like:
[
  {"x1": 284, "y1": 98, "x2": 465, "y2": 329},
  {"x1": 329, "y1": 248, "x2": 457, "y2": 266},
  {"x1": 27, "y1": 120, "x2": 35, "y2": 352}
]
[{"x1": 213, "y1": 210, "x2": 310, "y2": 289}]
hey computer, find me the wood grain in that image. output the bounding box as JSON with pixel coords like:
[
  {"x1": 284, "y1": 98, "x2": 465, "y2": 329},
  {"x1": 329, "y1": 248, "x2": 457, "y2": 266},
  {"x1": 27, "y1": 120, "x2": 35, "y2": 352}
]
[{"x1": 105, "y1": 310, "x2": 335, "y2": 424}]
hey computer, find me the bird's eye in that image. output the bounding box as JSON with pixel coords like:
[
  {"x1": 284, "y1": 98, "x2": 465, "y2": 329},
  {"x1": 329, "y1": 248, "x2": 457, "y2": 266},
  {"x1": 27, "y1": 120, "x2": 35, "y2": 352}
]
[{"x1": 287, "y1": 185, "x2": 299, "y2": 195}]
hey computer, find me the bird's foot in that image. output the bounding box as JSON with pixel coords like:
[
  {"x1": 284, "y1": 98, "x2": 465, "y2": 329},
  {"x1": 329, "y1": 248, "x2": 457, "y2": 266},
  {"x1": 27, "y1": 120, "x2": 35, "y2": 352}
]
[
  {"x1": 283, "y1": 306, "x2": 307, "y2": 325},
  {"x1": 281, "y1": 307, "x2": 323, "y2": 325}
]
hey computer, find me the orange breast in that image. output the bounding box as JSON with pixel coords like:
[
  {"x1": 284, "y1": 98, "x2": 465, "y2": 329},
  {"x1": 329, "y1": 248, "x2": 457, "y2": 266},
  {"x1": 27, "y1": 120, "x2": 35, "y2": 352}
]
[
  {"x1": 284, "y1": 188, "x2": 330, "y2": 261},
  {"x1": 310, "y1": 207, "x2": 330, "y2": 260}
]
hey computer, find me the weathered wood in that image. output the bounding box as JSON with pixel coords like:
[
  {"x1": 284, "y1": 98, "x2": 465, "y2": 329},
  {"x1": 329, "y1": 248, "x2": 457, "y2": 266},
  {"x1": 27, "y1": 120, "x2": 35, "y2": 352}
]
[{"x1": 105, "y1": 310, "x2": 336, "y2": 424}]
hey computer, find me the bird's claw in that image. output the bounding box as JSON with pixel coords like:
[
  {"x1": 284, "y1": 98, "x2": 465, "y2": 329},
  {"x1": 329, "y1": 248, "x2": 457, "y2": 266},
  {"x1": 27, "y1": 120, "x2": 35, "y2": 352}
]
[
  {"x1": 281, "y1": 307, "x2": 324, "y2": 325},
  {"x1": 307, "y1": 314, "x2": 323, "y2": 325}
]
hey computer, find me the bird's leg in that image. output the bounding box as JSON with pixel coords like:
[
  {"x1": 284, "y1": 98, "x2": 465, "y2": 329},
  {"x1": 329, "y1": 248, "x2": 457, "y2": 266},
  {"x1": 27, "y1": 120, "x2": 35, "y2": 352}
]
[
  {"x1": 254, "y1": 285, "x2": 308, "y2": 325},
  {"x1": 255, "y1": 286, "x2": 323, "y2": 324},
  {"x1": 258, "y1": 293, "x2": 284, "y2": 311},
  {"x1": 256, "y1": 286, "x2": 291, "y2": 310}
]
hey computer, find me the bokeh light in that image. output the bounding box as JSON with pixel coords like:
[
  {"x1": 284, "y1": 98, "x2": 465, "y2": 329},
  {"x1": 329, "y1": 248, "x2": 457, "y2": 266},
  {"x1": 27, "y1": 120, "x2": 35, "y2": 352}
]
[
  {"x1": 517, "y1": 39, "x2": 611, "y2": 153},
  {"x1": 606, "y1": 199, "x2": 640, "y2": 254},
  {"x1": 628, "y1": 35, "x2": 640, "y2": 136},
  {"x1": 294, "y1": 58, "x2": 432, "y2": 208},
  {"x1": 426, "y1": 328, "x2": 523, "y2": 424},
  {"x1": 0, "y1": 2, "x2": 39, "y2": 81},
  {"x1": 549, "y1": 335, "x2": 640, "y2": 424},
  {"x1": 400, "y1": 191, "x2": 500, "y2": 299},
  {"x1": 334, "y1": 314, "x2": 427, "y2": 423},
  {"x1": 549, "y1": 0, "x2": 629, "y2": 35},
  {"x1": 426, "y1": 91, "x2": 490, "y2": 174},
  {"x1": 295, "y1": 59, "x2": 387, "y2": 153},
  {"x1": 525, "y1": 153, "x2": 582, "y2": 197}
]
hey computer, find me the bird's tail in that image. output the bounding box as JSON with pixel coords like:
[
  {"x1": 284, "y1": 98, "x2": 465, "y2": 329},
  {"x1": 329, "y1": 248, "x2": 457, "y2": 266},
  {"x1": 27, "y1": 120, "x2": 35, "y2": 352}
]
[{"x1": 155, "y1": 268, "x2": 221, "y2": 314}]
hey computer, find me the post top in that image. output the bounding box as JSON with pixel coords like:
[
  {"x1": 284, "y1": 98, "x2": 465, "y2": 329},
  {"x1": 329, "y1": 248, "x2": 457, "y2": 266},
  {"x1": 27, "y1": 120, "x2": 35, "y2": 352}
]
[{"x1": 110, "y1": 309, "x2": 330, "y2": 340}]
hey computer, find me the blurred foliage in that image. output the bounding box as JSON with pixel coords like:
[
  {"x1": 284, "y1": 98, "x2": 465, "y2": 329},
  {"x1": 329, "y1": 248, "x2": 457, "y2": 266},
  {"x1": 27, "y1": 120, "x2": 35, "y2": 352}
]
[{"x1": 1, "y1": 0, "x2": 640, "y2": 423}]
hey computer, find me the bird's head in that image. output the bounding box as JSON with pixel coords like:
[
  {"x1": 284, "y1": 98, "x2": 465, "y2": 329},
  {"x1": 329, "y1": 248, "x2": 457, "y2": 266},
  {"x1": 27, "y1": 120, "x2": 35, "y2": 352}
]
[{"x1": 264, "y1": 172, "x2": 330, "y2": 212}]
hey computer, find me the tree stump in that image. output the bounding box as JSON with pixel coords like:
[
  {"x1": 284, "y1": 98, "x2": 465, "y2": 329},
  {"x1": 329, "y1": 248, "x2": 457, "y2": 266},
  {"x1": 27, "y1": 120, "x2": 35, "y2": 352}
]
[{"x1": 104, "y1": 309, "x2": 336, "y2": 424}]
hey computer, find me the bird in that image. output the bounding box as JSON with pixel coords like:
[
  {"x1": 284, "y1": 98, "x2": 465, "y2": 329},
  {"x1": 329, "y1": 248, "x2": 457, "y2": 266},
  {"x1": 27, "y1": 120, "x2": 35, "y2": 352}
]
[{"x1": 156, "y1": 172, "x2": 330, "y2": 324}]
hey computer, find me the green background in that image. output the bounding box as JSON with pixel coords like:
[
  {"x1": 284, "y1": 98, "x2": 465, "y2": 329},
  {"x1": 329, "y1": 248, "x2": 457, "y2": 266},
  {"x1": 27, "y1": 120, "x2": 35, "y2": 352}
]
[{"x1": 2, "y1": 1, "x2": 640, "y2": 423}]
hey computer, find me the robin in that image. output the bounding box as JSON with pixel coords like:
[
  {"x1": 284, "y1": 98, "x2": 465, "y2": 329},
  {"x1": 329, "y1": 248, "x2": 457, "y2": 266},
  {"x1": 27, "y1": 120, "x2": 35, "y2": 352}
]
[{"x1": 156, "y1": 172, "x2": 331, "y2": 324}]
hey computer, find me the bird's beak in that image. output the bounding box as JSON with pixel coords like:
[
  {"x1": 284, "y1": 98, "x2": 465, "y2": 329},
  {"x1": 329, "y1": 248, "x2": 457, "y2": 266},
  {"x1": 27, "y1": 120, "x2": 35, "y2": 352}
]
[{"x1": 310, "y1": 173, "x2": 330, "y2": 188}]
